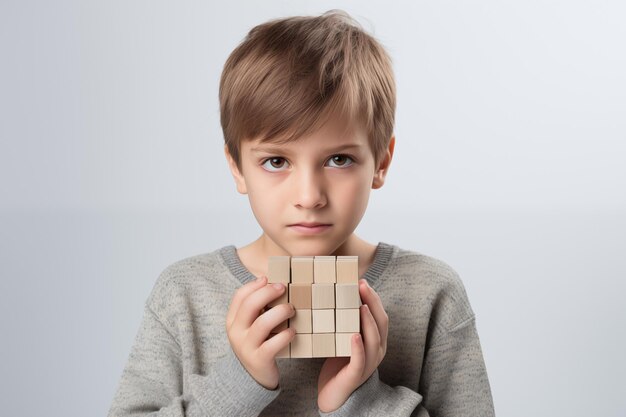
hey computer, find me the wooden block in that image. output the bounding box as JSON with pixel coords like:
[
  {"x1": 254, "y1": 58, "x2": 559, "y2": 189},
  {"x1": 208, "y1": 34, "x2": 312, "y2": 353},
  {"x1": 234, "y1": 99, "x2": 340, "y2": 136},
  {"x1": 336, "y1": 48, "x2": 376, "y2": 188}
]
[
  {"x1": 268, "y1": 285, "x2": 288, "y2": 307},
  {"x1": 312, "y1": 309, "x2": 335, "y2": 333},
  {"x1": 312, "y1": 333, "x2": 335, "y2": 357},
  {"x1": 336, "y1": 308, "x2": 360, "y2": 333},
  {"x1": 314, "y1": 256, "x2": 336, "y2": 283},
  {"x1": 289, "y1": 309, "x2": 312, "y2": 333},
  {"x1": 268, "y1": 256, "x2": 291, "y2": 283},
  {"x1": 268, "y1": 332, "x2": 290, "y2": 358},
  {"x1": 265, "y1": 254, "x2": 361, "y2": 359},
  {"x1": 290, "y1": 333, "x2": 313, "y2": 358},
  {"x1": 335, "y1": 283, "x2": 360, "y2": 309},
  {"x1": 289, "y1": 283, "x2": 312, "y2": 309},
  {"x1": 336, "y1": 256, "x2": 359, "y2": 283},
  {"x1": 335, "y1": 333, "x2": 354, "y2": 357},
  {"x1": 312, "y1": 283, "x2": 335, "y2": 309},
  {"x1": 291, "y1": 256, "x2": 314, "y2": 283}
]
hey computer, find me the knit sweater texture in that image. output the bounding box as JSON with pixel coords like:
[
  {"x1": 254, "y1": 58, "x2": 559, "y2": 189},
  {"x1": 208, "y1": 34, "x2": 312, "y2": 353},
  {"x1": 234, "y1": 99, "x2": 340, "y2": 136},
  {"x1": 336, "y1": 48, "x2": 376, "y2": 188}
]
[{"x1": 108, "y1": 241, "x2": 495, "y2": 416}]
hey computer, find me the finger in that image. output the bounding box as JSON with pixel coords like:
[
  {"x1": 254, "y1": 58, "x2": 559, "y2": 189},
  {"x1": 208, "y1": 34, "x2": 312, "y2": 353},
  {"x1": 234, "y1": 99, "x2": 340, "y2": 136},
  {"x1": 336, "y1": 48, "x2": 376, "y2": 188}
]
[
  {"x1": 319, "y1": 336, "x2": 364, "y2": 410},
  {"x1": 249, "y1": 303, "x2": 295, "y2": 347},
  {"x1": 359, "y1": 279, "x2": 389, "y2": 347},
  {"x1": 226, "y1": 275, "x2": 267, "y2": 328},
  {"x1": 360, "y1": 304, "x2": 382, "y2": 369},
  {"x1": 345, "y1": 333, "x2": 366, "y2": 382},
  {"x1": 234, "y1": 282, "x2": 288, "y2": 329},
  {"x1": 261, "y1": 327, "x2": 296, "y2": 359}
]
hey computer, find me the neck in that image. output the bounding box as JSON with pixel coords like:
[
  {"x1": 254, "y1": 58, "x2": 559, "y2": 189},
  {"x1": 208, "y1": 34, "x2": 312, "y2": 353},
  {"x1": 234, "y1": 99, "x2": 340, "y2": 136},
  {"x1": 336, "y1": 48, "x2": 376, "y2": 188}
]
[{"x1": 239, "y1": 233, "x2": 376, "y2": 279}]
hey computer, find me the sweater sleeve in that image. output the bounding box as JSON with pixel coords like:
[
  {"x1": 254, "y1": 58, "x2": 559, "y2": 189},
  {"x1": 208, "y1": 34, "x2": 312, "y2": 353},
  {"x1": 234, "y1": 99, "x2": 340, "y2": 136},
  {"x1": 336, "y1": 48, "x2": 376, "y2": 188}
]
[
  {"x1": 317, "y1": 368, "x2": 429, "y2": 417},
  {"x1": 317, "y1": 286, "x2": 494, "y2": 417},
  {"x1": 316, "y1": 316, "x2": 494, "y2": 417},
  {"x1": 418, "y1": 315, "x2": 496, "y2": 416},
  {"x1": 107, "y1": 303, "x2": 280, "y2": 417}
]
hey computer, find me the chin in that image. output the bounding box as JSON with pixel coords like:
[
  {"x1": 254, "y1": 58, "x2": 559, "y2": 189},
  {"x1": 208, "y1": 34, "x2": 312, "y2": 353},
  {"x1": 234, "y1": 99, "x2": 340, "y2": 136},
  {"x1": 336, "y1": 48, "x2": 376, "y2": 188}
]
[{"x1": 286, "y1": 239, "x2": 342, "y2": 257}]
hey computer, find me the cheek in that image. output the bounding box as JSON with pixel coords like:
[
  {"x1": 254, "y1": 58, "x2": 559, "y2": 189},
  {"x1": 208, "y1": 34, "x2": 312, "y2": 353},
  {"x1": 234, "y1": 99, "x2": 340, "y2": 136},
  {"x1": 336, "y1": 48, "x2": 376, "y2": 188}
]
[
  {"x1": 335, "y1": 175, "x2": 371, "y2": 205},
  {"x1": 247, "y1": 184, "x2": 283, "y2": 223}
]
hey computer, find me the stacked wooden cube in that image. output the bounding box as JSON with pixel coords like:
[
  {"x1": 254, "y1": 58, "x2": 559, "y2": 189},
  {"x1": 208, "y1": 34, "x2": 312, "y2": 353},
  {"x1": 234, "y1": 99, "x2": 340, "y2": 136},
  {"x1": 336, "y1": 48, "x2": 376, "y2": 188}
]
[{"x1": 266, "y1": 255, "x2": 361, "y2": 358}]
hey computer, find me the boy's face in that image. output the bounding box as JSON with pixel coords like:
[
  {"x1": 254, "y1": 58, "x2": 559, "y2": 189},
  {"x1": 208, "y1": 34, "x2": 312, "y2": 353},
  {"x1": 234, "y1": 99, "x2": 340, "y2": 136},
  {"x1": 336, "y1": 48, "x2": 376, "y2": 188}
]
[{"x1": 224, "y1": 118, "x2": 394, "y2": 256}]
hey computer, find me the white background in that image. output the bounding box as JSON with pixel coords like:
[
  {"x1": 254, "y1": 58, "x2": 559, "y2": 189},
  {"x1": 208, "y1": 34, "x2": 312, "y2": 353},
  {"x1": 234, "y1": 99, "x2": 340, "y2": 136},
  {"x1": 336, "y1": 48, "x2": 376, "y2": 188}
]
[{"x1": 1, "y1": 1, "x2": 625, "y2": 416}]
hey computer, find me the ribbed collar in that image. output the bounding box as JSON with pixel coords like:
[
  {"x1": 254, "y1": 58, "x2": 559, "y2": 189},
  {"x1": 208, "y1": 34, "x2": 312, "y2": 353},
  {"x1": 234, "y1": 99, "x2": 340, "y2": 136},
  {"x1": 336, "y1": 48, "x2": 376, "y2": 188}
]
[{"x1": 219, "y1": 241, "x2": 395, "y2": 288}]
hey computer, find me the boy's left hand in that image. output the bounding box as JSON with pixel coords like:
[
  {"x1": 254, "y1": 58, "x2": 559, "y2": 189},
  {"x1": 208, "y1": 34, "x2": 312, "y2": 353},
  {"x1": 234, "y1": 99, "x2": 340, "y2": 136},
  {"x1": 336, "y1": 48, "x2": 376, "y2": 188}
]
[{"x1": 317, "y1": 278, "x2": 389, "y2": 413}]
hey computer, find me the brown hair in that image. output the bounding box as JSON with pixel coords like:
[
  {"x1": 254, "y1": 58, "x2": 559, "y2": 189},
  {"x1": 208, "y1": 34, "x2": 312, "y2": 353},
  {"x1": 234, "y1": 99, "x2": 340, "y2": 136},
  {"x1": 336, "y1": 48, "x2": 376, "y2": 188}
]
[{"x1": 219, "y1": 9, "x2": 396, "y2": 172}]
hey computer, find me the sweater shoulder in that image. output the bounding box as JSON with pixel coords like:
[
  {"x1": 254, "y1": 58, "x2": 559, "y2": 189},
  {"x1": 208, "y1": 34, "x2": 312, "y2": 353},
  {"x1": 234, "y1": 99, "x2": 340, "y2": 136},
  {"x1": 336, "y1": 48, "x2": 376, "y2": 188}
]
[
  {"x1": 145, "y1": 246, "x2": 236, "y2": 312},
  {"x1": 393, "y1": 246, "x2": 464, "y2": 285},
  {"x1": 390, "y1": 246, "x2": 476, "y2": 335}
]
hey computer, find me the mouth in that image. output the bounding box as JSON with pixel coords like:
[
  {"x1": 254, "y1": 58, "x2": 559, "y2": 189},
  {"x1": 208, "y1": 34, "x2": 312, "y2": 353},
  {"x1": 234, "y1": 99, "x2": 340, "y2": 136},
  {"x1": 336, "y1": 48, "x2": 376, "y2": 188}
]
[
  {"x1": 289, "y1": 222, "x2": 332, "y2": 227},
  {"x1": 288, "y1": 223, "x2": 333, "y2": 234}
]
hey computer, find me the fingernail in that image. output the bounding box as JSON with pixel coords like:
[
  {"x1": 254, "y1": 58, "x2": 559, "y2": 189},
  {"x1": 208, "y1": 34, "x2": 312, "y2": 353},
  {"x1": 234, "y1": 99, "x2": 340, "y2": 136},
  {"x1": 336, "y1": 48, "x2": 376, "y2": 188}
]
[{"x1": 272, "y1": 283, "x2": 284, "y2": 290}]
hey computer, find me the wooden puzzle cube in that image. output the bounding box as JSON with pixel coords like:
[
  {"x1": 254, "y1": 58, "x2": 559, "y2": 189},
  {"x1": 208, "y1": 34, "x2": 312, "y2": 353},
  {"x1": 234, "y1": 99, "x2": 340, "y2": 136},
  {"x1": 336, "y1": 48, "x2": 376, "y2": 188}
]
[{"x1": 266, "y1": 255, "x2": 361, "y2": 358}]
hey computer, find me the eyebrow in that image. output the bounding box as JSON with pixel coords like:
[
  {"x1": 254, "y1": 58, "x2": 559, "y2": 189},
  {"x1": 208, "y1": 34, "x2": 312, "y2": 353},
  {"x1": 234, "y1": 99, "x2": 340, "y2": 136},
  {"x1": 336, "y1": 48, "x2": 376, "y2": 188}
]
[{"x1": 250, "y1": 143, "x2": 363, "y2": 154}]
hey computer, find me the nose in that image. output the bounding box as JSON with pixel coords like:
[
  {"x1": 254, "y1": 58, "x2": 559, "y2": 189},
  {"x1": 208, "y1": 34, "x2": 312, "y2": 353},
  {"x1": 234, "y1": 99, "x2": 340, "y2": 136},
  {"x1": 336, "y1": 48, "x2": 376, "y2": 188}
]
[{"x1": 293, "y1": 168, "x2": 327, "y2": 210}]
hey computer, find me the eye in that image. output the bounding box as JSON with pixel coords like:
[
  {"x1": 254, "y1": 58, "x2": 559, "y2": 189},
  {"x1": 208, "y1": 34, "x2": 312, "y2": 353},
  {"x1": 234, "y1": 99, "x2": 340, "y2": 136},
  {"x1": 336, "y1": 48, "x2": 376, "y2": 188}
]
[
  {"x1": 327, "y1": 154, "x2": 355, "y2": 168},
  {"x1": 260, "y1": 154, "x2": 355, "y2": 172},
  {"x1": 261, "y1": 157, "x2": 289, "y2": 172}
]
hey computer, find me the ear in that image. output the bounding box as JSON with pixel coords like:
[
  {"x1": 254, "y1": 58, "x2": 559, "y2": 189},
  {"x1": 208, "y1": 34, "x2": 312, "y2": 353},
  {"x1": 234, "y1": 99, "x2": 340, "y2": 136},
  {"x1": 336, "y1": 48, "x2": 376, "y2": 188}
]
[
  {"x1": 224, "y1": 144, "x2": 248, "y2": 194},
  {"x1": 372, "y1": 135, "x2": 395, "y2": 190}
]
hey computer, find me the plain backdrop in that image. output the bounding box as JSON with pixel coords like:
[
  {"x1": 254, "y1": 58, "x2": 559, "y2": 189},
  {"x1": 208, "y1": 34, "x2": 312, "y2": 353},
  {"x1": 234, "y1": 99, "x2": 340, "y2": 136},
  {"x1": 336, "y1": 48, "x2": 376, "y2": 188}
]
[{"x1": 1, "y1": 1, "x2": 625, "y2": 416}]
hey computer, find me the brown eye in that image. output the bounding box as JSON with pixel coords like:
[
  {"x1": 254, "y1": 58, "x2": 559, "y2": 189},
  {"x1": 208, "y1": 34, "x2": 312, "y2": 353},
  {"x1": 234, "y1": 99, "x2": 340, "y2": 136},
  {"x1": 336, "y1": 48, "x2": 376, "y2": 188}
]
[
  {"x1": 328, "y1": 154, "x2": 354, "y2": 168},
  {"x1": 332, "y1": 155, "x2": 347, "y2": 165},
  {"x1": 261, "y1": 157, "x2": 289, "y2": 172}
]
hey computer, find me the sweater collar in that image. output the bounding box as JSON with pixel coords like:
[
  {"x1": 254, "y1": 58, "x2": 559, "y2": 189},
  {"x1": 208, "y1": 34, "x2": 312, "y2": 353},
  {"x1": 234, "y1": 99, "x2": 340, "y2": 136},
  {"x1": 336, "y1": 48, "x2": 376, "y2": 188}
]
[{"x1": 219, "y1": 241, "x2": 395, "y2": 288}]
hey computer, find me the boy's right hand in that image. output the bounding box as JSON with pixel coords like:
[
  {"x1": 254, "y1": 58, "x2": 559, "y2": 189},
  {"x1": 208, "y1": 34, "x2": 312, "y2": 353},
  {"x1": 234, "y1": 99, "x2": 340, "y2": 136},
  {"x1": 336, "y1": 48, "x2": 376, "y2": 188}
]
[{"x1": 226, "y1": 275, "x2": 296, "y2": 390}]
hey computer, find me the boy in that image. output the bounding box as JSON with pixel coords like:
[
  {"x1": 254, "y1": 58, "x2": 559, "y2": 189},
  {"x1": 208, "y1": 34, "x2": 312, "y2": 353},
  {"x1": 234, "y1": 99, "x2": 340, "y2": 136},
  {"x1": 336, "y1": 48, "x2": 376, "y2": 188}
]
[{"x1": 108, "y1": 10, "x2": 495, "y2": 417}]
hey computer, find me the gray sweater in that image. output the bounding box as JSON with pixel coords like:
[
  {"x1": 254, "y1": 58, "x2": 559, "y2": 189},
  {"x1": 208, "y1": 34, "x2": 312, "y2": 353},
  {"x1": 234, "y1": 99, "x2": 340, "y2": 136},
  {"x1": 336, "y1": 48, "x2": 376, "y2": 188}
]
[{"x1": 108, "y1": 242, "x2": 495, "y2": 416}]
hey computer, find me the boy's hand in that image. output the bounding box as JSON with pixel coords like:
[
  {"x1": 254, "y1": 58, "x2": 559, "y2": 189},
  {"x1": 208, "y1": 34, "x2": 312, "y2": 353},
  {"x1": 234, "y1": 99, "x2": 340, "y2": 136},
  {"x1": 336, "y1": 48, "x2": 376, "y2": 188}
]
[
  {"x1": 317, "y1": 279, "x2": 389, "y2": 413},
  {"x1": 226, "y1": 275, "x2": 296, "y2": 390}
]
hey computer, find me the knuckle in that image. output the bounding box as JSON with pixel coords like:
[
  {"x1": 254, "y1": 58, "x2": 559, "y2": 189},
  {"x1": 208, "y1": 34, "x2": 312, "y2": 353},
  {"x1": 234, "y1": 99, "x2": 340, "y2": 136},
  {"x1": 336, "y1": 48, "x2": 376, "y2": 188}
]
[
  {"x1": 254, "y1": 312, "x2": 273, "y2": 331},
  {"x1": 240, "y1": 334, "x2": 254, "y2": 352}
]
